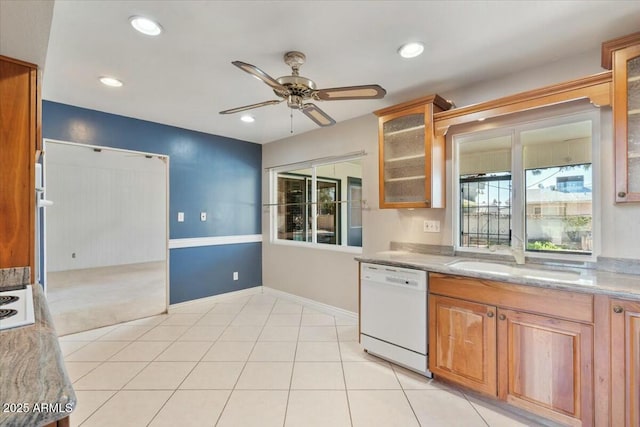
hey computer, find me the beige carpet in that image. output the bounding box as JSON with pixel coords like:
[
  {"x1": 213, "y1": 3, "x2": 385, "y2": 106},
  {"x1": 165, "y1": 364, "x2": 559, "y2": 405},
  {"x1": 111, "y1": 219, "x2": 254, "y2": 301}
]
[{"x1": 46, "y1": 261, "x2": 167, "y2": 336}]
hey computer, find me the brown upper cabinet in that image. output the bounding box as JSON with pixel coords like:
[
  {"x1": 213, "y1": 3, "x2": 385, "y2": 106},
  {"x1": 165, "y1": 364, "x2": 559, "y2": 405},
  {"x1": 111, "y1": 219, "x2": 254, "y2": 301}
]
[
  {"x1": 602, "y1": 32, "x2": 640, "y2": 202},
  {"x1": 374, "y1": 95, "x2": 452, "y2": 209},
  {"x1": 0, "y1": 55, "x2": 40, "y2": 274}
]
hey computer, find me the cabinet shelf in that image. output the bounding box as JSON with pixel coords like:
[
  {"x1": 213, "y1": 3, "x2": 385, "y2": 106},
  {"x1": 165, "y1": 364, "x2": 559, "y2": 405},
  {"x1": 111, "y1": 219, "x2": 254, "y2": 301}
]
[
  {"x1": 384, "y1": 124, "x2": 425, "y2": 137},
  {"x1": 628, "y1": 108, "x2": 640, "y2": 116},
  {"x1": 385, "y1": 154, "x2": 425, "y2": 163},
  {"x1": 628, "y1": 75, "x2": 640, "y2": 83},
  {"x1": 385, "y1": 175, "x2": 426, "y2": 183}
]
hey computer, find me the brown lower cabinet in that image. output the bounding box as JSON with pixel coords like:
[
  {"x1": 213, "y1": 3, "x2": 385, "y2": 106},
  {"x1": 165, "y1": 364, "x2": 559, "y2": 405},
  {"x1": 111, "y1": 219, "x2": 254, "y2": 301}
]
[
  {"x1": 43, "y1": 416, "x2": 70, "y2": 427},
  {"x1": 497, "y1": 309, "x2": 593, "y2": 426},
  {"x1": 429, "y1": 273, "x2": 594, "y2": 426},
  {"x1": 610, "y1": 298, "x2": 640, "y2": 427},
  {"x1": 429, "y1": 295, "x2": 497, "y2": 395}
]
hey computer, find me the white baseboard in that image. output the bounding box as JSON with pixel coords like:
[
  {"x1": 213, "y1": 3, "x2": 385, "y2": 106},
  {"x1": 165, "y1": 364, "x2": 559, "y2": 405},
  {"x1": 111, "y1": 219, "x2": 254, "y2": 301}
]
[
  {"x1": 169, "y1": 285, "x2": 358, "y2": 321},
  {"x1": 262, "y1": 286, "x2": 358, "y2": 320},
  {"x1": 168, "y1": 286, "x2": 262, "y2": 312}
]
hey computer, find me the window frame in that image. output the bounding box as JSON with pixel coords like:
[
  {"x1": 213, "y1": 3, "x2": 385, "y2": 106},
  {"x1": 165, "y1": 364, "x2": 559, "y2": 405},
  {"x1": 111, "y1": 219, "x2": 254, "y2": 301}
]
[
  {"x1": 452, "y1": 109, "x2": 600, "y2": 262},
  {"x1": 268, "y1": 154, "x2": 363, "y2": 254}
]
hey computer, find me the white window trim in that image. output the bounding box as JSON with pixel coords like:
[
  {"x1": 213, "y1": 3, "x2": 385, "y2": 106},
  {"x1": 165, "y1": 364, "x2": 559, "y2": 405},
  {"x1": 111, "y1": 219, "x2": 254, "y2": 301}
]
[
  {"x1": 452, "y1": 109, "x2": 600, "y2": 262},
  {"x1": 267, "y1": 153, "x2": 364, "y2": 253}
]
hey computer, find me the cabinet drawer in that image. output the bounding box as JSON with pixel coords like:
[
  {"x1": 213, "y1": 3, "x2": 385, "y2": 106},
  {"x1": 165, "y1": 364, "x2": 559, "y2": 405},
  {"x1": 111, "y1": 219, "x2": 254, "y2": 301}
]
[{"x1": 429, "y1": 273, "x2": 593, "y2": 323}]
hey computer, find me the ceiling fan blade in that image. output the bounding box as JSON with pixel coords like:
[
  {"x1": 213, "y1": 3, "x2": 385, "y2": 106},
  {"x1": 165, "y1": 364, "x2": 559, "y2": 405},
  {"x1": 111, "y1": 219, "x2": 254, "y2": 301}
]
[
  {"x1": 232, "y1": 60, "x2": 287, "y2": 93},
  {"x1": 302, "y1": 103, "x2": 336, "y2": 127},
  {"x1": 316, "y1": 84, "x2": 386, "y2": 101},
  {"x1": 219, "y1": 99, "x2": 283, "y2": 115}
]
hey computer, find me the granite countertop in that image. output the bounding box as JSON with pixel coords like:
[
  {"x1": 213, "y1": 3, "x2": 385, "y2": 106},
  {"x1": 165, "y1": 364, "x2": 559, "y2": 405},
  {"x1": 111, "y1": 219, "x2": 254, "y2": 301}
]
[
  {"x1": 356, "y1": 251, "x2": 640, "y2": 300},
  {"x1": 0, "y1": 284, "x2": 76, "y2": 427}
]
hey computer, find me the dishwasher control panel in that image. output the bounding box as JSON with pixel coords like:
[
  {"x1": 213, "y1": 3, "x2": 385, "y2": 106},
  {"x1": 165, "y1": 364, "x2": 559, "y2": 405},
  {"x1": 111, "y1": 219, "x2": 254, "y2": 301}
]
[{"x1": 361, "y1": 263, "x2": 427, "y2": 291}]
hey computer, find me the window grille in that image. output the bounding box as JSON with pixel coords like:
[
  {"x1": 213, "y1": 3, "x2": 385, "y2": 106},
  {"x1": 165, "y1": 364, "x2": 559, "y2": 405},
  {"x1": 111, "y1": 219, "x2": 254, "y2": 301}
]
[{"x1": 460, "y1": 174, "x2": 512, "y2": 248}]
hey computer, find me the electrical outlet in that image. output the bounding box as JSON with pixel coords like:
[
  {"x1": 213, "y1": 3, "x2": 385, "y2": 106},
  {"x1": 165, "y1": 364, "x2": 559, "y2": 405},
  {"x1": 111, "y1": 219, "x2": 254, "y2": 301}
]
[
  {"x1": 233, "y1": 272, "x2": 238, "y2": 281},
  {"x1": 423, "y1": 220, "x2": 441, "y2": 233},
  {"x1": 177, "y1": 212, "x2": 184, "y2": 222}
]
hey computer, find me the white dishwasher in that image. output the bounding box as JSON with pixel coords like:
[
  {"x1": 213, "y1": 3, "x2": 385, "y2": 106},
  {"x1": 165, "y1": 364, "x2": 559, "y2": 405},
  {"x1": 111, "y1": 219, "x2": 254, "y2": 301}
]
[{"x1": 360, "y1": 263, "x2": 431, "y2": 377}]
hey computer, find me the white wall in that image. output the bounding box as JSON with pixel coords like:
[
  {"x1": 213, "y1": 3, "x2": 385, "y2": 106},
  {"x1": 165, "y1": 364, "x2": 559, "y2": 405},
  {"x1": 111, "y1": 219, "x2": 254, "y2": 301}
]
[
  {"x1": 262, "y1": 47, "x2": 640, "y2": 312},
  {"x1": 46, "y1": 142, "x2": 167, "y2": 272}
]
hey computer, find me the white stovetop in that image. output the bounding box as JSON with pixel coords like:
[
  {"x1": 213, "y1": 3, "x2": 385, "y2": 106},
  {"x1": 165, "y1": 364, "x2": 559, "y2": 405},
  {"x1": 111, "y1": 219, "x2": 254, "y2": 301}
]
[{"x1": 0, "y1": 285, "x2": 35, "y2": 331}]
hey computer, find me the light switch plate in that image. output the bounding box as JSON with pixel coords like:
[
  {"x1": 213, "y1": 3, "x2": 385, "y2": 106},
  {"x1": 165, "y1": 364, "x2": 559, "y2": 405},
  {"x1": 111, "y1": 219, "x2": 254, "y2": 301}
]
[
  {"x1": 178, "y1": 212, "x2": 184, "y2": 222},
  {"x1": 423, "y1": 220, "x2": 441, "y2": 233},
  {"x1": 200, "y1": 212, "x2": 207, "y2": 221}
]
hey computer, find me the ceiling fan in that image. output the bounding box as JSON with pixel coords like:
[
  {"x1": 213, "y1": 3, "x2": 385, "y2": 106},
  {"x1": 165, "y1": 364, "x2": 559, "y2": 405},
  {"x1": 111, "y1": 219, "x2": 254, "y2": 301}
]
[{"x1": 219, "y1": 51, "x2": 386, "y2": 127}]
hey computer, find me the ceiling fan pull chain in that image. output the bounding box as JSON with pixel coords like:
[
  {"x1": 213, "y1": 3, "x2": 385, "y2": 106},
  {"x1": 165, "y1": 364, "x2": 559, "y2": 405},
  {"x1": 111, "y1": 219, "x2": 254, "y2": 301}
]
[{"x1": 290, "y1": 109, "x2": 294, "y2": 134}]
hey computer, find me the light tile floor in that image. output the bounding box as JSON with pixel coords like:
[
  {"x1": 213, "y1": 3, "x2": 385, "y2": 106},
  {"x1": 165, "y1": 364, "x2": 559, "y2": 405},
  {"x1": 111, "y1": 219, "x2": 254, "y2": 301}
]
[{"x1": 60, "y1": 293, "x2": 549, "y2": 427}]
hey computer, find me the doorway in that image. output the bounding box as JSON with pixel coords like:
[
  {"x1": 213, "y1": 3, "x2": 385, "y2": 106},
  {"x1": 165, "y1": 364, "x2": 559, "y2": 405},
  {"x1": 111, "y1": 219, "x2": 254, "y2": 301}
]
[{"x1": 43, "y1": 140, "x2": 169, "y2": 335}]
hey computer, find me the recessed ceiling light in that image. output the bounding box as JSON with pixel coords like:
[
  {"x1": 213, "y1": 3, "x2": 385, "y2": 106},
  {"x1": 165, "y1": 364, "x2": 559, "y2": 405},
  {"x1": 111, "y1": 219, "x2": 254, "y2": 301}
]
[
  {"x1": 129, "y1": 16, "x2": 163, "y2": 36},
  {"x1": 99, "y1": 76, "x2": 123, "y2": 87},
  {"x1": 241, "y1": 115, "x2": 255, "y2": 123},
  {"x1": 398, "y1": 42, "x2": 425, "y2": 59}
]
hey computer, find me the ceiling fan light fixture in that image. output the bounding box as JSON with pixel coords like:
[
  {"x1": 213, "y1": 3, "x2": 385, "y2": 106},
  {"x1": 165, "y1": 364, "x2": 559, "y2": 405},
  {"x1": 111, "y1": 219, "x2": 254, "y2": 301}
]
[
  {"x1": 99, "y1": 76, "x2": 123, "y2": 87},
  {"x1": 221, "y1": 51, "x2": 385, "y2": 128},
  {"x1": 240, "y1": 114, "x2": 255, "y2": 123},
  {"x1": 398, "y1": 42, "x2": 425, "y2": 59},
  {"x1": 129, "y1": 16, "x2": 163, "y2": 36}
]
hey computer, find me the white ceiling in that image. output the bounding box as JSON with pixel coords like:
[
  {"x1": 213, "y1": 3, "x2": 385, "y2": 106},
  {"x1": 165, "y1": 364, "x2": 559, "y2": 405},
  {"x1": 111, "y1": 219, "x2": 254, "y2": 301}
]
[
  {"x1": 12, "y1": 1, "x2": 640, "y2": 144},
  {"x1": 0, "y1": 0, "x2": 53, "y2": 66}
]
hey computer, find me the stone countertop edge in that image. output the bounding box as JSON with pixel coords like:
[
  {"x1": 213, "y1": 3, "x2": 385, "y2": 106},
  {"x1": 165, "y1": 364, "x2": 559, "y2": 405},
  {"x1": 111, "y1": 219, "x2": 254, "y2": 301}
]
[
  {"x1": 356, "y1": 251, "x2": 640, "y2": 301},
  {"x1": 0, "y1": 284, "x2": 76, "y2": 427}
]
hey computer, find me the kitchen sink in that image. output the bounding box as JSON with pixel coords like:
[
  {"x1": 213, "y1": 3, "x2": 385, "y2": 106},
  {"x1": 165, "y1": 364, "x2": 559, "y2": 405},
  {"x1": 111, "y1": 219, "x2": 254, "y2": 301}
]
[{"x1": 447, "y1": 260, "x2": 593, "y2": 285}]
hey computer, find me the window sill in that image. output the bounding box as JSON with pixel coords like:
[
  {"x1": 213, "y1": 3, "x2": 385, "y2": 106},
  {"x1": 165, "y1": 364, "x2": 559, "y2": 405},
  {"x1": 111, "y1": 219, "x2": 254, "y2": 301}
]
[{"x1": 269, "y1": 239, "x2": 363, "y2": 254}]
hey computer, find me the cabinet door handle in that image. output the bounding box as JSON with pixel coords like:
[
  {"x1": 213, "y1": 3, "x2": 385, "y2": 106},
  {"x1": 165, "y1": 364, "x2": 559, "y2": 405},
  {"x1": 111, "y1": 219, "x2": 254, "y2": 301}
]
[
  {"x1": 618, "y1": 191, "x2": 627, "y2": 198},
  {"x1": 487, "y1": 311, "x2": 494, "y2": 318},
  {"x1": 613, "y1": 305, "x2": 624, "y2": 314},
  {"x1": 498, "y1": 314, "x2": 506, "y2": 321}
]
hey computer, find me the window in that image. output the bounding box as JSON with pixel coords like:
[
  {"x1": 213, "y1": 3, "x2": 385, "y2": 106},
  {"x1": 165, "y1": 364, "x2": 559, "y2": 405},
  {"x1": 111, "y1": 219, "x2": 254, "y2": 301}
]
[
  {"x1": 458, "y1": 134, "x2": 512, "y2": 249},
  {"x1": 270, "y1": 156, "x2": 363, "y2": 250},
  {"x1": 454, "y1": 111, "x2": 597, "y2": 259},
  {"x1": 460, "y1": 174, "x2": 512, "y2": 248}
]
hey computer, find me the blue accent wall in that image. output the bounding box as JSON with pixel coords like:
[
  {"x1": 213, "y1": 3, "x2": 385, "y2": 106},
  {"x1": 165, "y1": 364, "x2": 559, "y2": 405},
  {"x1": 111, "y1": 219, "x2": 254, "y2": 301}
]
[
  {"x1": 170, "y1": 244, "x2": 262, "y2": 303},
  {"x1": 42, "y1": 101, "x2": 262, "y2": 303}
]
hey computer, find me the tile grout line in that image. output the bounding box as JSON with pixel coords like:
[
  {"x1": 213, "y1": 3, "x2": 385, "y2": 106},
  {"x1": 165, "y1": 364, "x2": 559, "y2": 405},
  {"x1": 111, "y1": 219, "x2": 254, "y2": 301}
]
[
  {"x1": 74, "y1": 302, "x2": 229, "y2": 426},
  {"x1": 214, "y1": 294, "x2": 278, "y2": 427},
  {"x1": 461, "y1": 392, "x2": 491, "y2": 427},
  {"x1": 76, "y1": 314, "x2": 190, "y2": 425},
  {"x1": 66, "y1": 339, "x2": 120, "y2": 426},
  {"x1": 391, "y1": 365, "x2": 423, "y2": 427},
  {"x1": 281, "y1": 301, "x2": 305, "y2": 427},
  {"x1": 336, "y1": 320, "x2": 355, "y2": 427},
  {"x1": 63, "y1": 318, "x2": 170, "y2": 426},
  {"x1": 144, "y1": 304, "x2": 229, "y2": 426}
]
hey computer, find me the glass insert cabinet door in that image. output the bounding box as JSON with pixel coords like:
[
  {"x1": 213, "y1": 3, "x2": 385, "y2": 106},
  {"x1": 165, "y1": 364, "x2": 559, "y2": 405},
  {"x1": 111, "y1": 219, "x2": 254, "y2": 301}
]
[
  {"x1": 613, "y1": 42, "x2": 640, "y2": 202},
  {"x1": 381, "y1": 112, "x2": 427, "y2": 205},
  {"x1": 375, "y1": 94, "x2": 451, "y2": 209}
]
